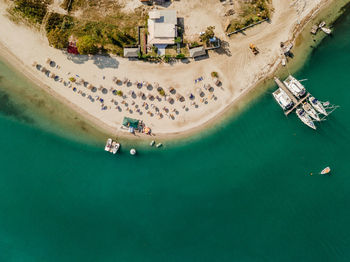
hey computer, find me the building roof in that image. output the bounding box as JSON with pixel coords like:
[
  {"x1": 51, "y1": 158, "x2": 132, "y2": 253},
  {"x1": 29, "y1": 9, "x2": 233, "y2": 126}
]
[
  {"x1": 123, "y1": 47, "x2": 139, "y2": 58},
  {"x1": 189, "y1": 46, "x2": 206, "y2": 58},
  {"x1": 148, "y1": 10, "x2": 177, "y2": 45}
]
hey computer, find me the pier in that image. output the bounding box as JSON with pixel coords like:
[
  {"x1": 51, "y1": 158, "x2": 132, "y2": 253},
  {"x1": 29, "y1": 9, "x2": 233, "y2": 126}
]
[{"x1": 274, "y1": 77, "x2": 310, "y2": 116}]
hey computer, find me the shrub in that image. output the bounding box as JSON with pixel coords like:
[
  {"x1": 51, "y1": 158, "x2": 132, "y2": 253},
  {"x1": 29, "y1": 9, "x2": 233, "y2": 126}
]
[
  {"x1": 13, "y1": 0, "x2": 48, "y2": 24},
  {"x1": 211, "y1": 71, "x2": 218, "y2": 78},
  {"x1": 76, "y1": 35, "x2": 98, "y2": 55},
  {"x1": 176, "y1": 53, "x2": 185, "y2": 59},
  {"x1": 47, "y1": 28, "x2": 69, "y2": 49}
]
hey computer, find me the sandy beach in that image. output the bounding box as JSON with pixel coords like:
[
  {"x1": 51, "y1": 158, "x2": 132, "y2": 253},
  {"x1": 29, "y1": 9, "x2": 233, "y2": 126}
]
[{"x1": 0, "y1": 0, "x2": 336, "y2": 140}]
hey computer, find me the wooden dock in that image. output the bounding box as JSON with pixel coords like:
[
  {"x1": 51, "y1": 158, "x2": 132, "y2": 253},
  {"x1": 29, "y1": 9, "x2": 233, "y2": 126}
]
[{"x1": 274, "y1": 77, "x2": 310, "y2": 116}]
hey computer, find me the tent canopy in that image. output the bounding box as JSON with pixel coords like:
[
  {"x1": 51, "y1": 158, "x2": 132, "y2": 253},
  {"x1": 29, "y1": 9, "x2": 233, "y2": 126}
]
[{"x1": 123, "y1": 117, "x2": 139, "y2": 128}]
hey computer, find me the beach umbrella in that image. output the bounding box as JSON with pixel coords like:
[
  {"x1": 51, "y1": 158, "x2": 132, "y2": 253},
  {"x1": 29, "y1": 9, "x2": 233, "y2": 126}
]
[
  {"x1": 46, "y1": 58, "x2": 51, "y2": 64},
  {"x1": 102, "y1": 88, "x2": 108, "y2": 94}
]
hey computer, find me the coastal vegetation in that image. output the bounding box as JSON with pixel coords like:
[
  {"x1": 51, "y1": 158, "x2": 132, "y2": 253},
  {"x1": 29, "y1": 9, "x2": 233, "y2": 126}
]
[
  {"x1": 11, "y1": 0, "x2": 50, "y2": 25},
  {"x1": 226, "y1": 0, "x2": 271, "y2": 33},
  {"x1": 10, "y1": 0, "x2": 145, "y2": 55}
]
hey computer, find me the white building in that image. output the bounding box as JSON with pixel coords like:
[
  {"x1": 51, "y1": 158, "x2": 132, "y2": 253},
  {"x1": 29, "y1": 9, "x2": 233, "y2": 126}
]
[{"x1": 148, "y1": 9, "x2": 177, "y2": 54}]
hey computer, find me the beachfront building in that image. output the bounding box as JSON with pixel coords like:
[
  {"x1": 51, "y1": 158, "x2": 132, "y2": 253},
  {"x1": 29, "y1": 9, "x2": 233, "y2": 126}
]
[
  {"x1": 189, "y1": 46, "x2": 207, "y2": 59},
  {"x1": 123, "y1": 47, "x2": 140, "y2": 58},
  {"x1": 147, "y1": 9, "x2": 177, "y2": 55}
]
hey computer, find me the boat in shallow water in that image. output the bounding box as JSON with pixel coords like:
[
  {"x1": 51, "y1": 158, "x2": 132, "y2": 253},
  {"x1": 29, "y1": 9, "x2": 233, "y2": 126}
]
[
  {"x1": 296, "y1": 108, "x2": 316, "y2": 130},
  {"x1": 309, "y1": 96, "x2": 328, "y2": 116},
  {"x1": 104, "y1": 138, "x2": 112, "y2": 151},
  {"x1": 302, "y1": 102, "x2": 320, "y2": 121}
]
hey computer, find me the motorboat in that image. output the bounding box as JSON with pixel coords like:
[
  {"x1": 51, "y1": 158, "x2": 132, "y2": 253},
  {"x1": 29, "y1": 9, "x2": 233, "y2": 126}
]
[
  {"x1": 283, "y1": 75, "x2": 306, "y2": 98},
  {"x1": 302, "y1": 102, "x2": 320, "y2": 121},
  {"x1": 309, "y1": 96, "x2": 327, "y2": 115},
  {"x1": 110, "y1": 141, "x2": 120, "y2": 154},
  {"x1": 296, "y1": 108, "x2": 316, "y2": 130},
  {"x1": 156, "y1": 143, "x2": 163, "y2": 148},
  {"x1": 320, "y1": 166, "x2": 331, "y2": 175},
  {"x1": 150, "y1": 140, "x2": 155, "y2": 147},
  {"x1": 272, "y1": 88, "x2": 294, "y2": 111},
  {"x1": 105, "y1": 138, "x2": 112, "y2": 151}
]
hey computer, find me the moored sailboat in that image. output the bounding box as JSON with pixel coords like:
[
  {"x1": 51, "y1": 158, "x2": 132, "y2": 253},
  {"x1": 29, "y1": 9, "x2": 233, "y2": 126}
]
[
  {"x1": 309, "y1": 96, "x2": 327, "y2": 116},
  {"x1": 302, "y1": 102, "x2": 320, "y2": 121},
  {"x1": 296, "y1": 108, "x2": 316, "y2": 130}
]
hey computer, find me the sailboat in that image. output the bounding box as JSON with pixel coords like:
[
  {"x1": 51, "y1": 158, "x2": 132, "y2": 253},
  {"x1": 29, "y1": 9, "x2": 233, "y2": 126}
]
[
  {"x1": 309, "y1": 96, "x2": 328, "y2": 116},
  {"x1": 302, "y1": 102, "x2": 320, "y2": 121}
]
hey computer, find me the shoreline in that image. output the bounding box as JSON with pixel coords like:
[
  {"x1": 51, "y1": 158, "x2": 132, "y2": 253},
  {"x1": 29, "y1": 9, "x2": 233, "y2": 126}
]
[{"x1": 0, "y1": 0, "x2": 348, "y2": 145}]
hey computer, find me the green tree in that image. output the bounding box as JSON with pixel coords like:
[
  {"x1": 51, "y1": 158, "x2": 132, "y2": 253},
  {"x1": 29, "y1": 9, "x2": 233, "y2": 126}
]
[
  {"x1": 76, "y1": 35, "x2": 98, "y2": 55},
  {"x1": 47, "y1": 29, "x2": 69, "y2": 49},
  {"x1": 200, "y1": 26, "x2": 215, "y2": 45}
]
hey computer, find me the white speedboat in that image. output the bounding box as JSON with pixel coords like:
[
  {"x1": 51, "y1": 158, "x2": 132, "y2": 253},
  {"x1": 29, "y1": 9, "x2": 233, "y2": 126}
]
[
  {"x1": 110, "y1": 141, "x2": 120, "y2": 154},
  {"x1": 272, "y1": 88, "x2": 294, "y2": 111},
  {"x1": 296, "y1": 108, "x2": 316, "y2": 130},
  {"x1": 302, "y1": 102, "x2": 320, "y2": 121},
  {"x1": 105, "y1": 138, "x2": 112, "y2": 151},
  {"x1": 283, "y1": 75, "x2": 306, "y2": 98},
  {"x1": 321, "y1": 27, "x2": 331, "y2": 34},
  {"x1": 309, "y1": 96, "x2": 327, "y2": 116}
]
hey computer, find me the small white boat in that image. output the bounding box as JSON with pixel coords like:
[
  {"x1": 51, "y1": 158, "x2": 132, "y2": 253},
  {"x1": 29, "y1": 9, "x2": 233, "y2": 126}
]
[
  {"x1": 156, "y1": 143, "x2": 162, "y2": 148},
  {"x1": 296, "y1": 108, "x2": 316, "y2": 130},
  {"x1": 150, "y1": 140, "x2": 155, "y2": 146},
  {"x1": 110, "y1": 142, "x2": 120, "y2": 154},
  {"x1": 281, "y1": 58, "x2": 286, "y2": 66},
  {"x1": 130, "y1": 148, "x2": 137, "y2": 155},
  {"x1": 302, "y1": 102, "x2": 320, "y2": 121},
  {"x1": 272, "y1": 88, "x2": 294, "y2": 111},
  {"x1": 318, "y1": 21, "x2": 326, "y2": 28},
  {"x1": 321, "y1": 27, "x2": 331, "y2": 34},
  {"x1": 309, "y1": 96, "x2": 327, "y2": 116},
  {"x1": 320, "y1": 166, "x2": 331, "y2": 175},
  {"x1": 104, "y1": 138, "x2": 112, "y2": 151},
  {"x1": 283, "y1": 75, "x2": 306, "y2": 98}
]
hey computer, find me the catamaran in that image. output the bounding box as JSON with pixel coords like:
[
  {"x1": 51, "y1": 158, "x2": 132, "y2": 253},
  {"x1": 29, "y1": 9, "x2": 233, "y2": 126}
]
[
  {"x1": 296, "y1": 108, "x2": 316, "y2": 130},
  {"x1": 309, "y1": 96, "x2": 327, "y2": 116},
  {"x1": 283, "y1": 75, "x2": 306, "y2": 98},
  {"x1": 272, "y1": 88, "x2": 294, "y2": 111},
  {"x1": 105, "y1": 138, "x2": 112, "y2": 151},
  {"x1": 302, "y1": 102, "x2": 320, "y2": 121}
]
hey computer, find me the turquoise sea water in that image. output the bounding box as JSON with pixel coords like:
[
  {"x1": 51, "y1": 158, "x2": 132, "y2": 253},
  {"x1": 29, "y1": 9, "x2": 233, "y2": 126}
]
[{"x1": 1, "y1": 9, "x2": 350, "y2": 262}]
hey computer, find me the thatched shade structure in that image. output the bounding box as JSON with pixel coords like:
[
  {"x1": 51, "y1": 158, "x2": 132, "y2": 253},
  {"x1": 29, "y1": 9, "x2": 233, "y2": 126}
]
[
  {"x1": 50, "y1": 73, "x2": 56, "y2": 78},
  {"x1": 88, "y1": 84, "x2": 94, "y2": 89},
  {"x1": 41, "y1": 67, "x2": 47, "y2": 72}
]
